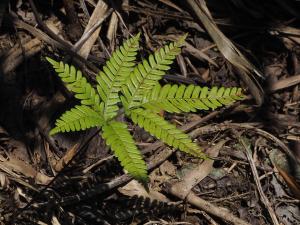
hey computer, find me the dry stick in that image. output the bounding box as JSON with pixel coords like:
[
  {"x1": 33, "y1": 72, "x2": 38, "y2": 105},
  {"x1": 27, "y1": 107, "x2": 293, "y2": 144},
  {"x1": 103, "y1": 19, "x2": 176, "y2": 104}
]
[
  {"x1": 16, "y1": 129, "x2": 101, "y2": 213},
  {"x1": 190, "y1": 122, "x2": 300, "y2": 165},
  {"x1": 28, "y1": 0, "x2": 72, "y2": 49},
  {"x1": 239, "y1": 137, "x2": 280, "y2": 225},
  {"x1": 78, "y1": 0, "x2": 109, "y2": 59},
  {"x1": 80, "y1": 0, "x2": 91, "y2": 18},
  {"x1": 225, "y1": 123, "x2": 300, "y2": 165},
  {"x1": 72, "y1": 8, "x2": 114, "y2": 52},
  {"x1": 269, "y1": 74, "x2": 300, "y2": 93},
  {"x1": 43, "y1": 148, "x2": 175, "y2": 206},
  {"x1": 181, "y1": 101, "x2": 241, "y2": 132},
  {"x1": 82, "y1": 155, "x2": 114, "y2": 174},
  {"x1": 10, "y1": 13, "x2": 99, "y2": 73},
  {"x1": 164, "y1": 140, "x2": 251, "y2": 225},
  {"x1": 184, "y1": 192, "x2": 251, "y2": 225}
]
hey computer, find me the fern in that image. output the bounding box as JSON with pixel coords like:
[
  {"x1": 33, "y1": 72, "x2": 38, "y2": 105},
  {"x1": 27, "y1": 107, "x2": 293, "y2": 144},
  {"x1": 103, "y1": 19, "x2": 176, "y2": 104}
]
[
  {"x1": 47, "y1": 33, "x2": 245, "y2": 183},
  {"x1": 102, "y1": 121, "x2": 148, "y2": 181},
  {"x1": 140, "y1": 84, "x2": 244, "y2": 113},
  {"x1": 122, "y1": 34, "x2": 187, "y2": 109},
  {"x1": 129, "y1": 108, "x2": 206, "y2": 158},
  {"x1": 46, "y1": 58, "x2": 103, "y2": 112},
  {"x1": 96, "y1": 33, "x2": 140, "y2": 120},
  {"x1": 50, "y1": 105, "x2": 104, "y2": 135}
]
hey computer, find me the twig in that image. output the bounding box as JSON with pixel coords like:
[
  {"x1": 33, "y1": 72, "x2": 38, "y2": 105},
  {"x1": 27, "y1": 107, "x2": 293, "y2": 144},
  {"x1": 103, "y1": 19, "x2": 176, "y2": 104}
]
[
  {"x1": 16, "y1": 129, "x2": 101, "y2": 213},
  {"x1": 239, "y1": 136, "x2": 280, "y2": 225},
  {"x1": 72, "y1": 8, "x2": 113, "y2": 52},
  {"x1": 43, "y1": 148, "x2": 174, "y2": 206},
  {"x1": 180, "y1": 101, "x2": 241, "y2": 132},
  {"x1": 268, "y1": 74, "x2": 300, "y2": 93},
  {"x1": 10, "y1": 12, "x2": 99, "y2": 73},
  {"x1": 78, "y1": 0, "x2": 109, "y2": 59},
  {"x1": 166, "y1": 190, "x2": 251, "y2": 225},
  {"x1": 28, "y1": 0, "x2": 72, "y2": 49},
  {"x1": 190, "y1": 122, "x2": 300, "y2": 165}
]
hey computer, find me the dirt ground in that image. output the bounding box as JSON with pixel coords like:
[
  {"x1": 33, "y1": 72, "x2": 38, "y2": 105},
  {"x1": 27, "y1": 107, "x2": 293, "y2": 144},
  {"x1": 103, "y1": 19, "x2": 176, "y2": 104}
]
[{"x1": 0, "y1": 0, "x2": 300, "y2": 225}]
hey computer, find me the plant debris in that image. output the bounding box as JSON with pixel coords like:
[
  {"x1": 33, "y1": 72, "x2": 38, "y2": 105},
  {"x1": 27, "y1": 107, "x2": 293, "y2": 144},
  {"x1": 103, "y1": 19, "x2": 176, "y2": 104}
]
[{"x1": 0, "y1": 1, "x2": 300, "y2": 224}]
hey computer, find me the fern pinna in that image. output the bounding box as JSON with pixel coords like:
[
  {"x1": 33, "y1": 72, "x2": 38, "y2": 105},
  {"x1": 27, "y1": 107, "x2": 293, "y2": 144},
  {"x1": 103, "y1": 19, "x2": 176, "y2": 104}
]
[{"x1": 47, "y1": 33, "x2": 244, "y2": 183}]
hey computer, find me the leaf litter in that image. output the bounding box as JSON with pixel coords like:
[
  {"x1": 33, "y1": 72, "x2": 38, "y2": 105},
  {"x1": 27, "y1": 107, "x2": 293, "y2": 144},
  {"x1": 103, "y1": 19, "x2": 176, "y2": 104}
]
[{"x1": 0, "y1": 0, "x2": 299, "y2": 224}]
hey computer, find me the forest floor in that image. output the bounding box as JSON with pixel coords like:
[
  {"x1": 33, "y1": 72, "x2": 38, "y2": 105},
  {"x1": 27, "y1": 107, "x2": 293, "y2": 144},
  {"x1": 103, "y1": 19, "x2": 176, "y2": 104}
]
[{"x1": 0, "y1": 0, "x2": 300, "y2": 225}]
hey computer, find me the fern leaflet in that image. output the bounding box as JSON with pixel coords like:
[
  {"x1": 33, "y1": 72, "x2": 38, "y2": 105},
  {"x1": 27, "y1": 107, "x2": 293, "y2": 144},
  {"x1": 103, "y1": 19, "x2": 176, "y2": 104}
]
[
  {"x1": 96, "y1": 33, "x2": 140, "y2": 120},
  {"x1": 128, "y1": 108, "x2": 206, "y2": 158},
  {"x1": 139, "y1": 84, "x2": 244, "y2": 113},
  {"x1": 50, "y1": 105, "x2": 104, "y2": 135},
  {"x1": 122, "y1": 35, "x2": 187, "y2": 109},
  {"x1": 46, "y1": 57, "x2": 103, "y2": 112},
  {"x1": 102, "y1": 121, "x2": 148, "y2": 182}
]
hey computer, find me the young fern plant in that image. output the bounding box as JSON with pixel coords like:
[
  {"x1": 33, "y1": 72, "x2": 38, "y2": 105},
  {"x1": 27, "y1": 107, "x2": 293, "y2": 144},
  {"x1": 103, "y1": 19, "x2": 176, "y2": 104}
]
[{"x1": 47, "y1": 33, "x2": 244, "y2": 183}]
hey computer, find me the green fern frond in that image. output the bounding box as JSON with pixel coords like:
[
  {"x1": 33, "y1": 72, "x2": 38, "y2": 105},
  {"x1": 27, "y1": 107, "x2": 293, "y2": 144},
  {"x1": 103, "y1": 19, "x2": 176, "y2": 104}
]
[
  {"x1": 139, "y1": 84, "x2": 244, "y2": 113},
  {"x1": 102, "y1": 121, "x2": 148, "y2": 182},
  {"x1": 128, "y1": 108, "x2": 205, "y2": 158},
  {"x1": 96, "y1": 33, "x2": 140, "y2": 120},
  {"x1": 50, "y1": 105, "x2": 104, "y2": 135},
  {"x1": 122, "y1": 34, "x2": 187, "y2": 109},
  {"x1": 47, "y1": 32, "x2": 246, "y2": 183},
  {"x1": 46, "y1": 57, "x2": 103, "y2": 112}
]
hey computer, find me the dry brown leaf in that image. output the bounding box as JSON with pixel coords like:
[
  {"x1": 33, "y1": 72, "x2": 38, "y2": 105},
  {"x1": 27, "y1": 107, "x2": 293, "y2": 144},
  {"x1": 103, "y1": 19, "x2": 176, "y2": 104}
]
[
  {"x1": 118, "y1": 180, "x2": 170, "y2": 202},
  {"x1": 169, "y1": 140, "x2": 226, "y2": 199},
  {"x1": 78, "y1": 0, "x2": 108, "y2": 59},
  {"x1": 187, "y1": 0, "x2": 264, "y2": 105},
  {"x1": 0, "y1": 155, "x2": 52, "y2": 185},
  {"x1": 106, "y1": 12, "x2": 118, "y2": 50},
  {"x1": 118, "y1": 180, "x2": 149, "y2": 197},
  {"x1": 277, "y1": 166, "x2": 300, "y2": 200},
  {"x1": 269, "y1": 74, "x2": 300, "y2": 92},
  {"x1": 54, "y1": 143, "x2": 79, "y2": 172},
  {"x1": 159, "y1": 160, "x2": 177, "y2": 178}
]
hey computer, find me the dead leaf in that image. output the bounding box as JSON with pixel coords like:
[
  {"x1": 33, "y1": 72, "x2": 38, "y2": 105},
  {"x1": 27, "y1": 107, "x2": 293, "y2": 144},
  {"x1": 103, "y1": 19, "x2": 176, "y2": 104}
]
[
  {"x1": 277, "y1": 166, "x2": 300, "y2": 200},
  {"x1": 159, "y1": 160, "x2": 177, "y2": 178},
  {"x1": 0, "y1": 155, "x2": 52, "y2": 185},
  {"x1": 118, "y1": 180, "x2": 170, "y2": 202},
  {"x1": 186, "y1": 0, "x2": 264, "y2": 105},
  {"x1": 169, "y1": 140, "x2": 226, "y2": 199},
  {"x1": 54, "y1": 143, "x2": 79, "y2": 172}
]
